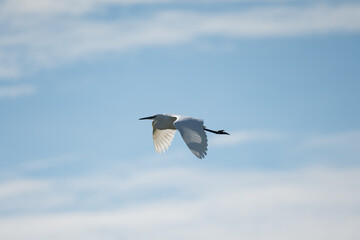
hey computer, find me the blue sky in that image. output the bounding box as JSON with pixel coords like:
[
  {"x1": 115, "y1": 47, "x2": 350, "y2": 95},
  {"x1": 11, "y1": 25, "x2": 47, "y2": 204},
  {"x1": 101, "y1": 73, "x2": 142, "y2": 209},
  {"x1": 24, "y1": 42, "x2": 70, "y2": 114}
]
[{"x1": 1, "y1": 0, "x2": 360, "y2": 239}]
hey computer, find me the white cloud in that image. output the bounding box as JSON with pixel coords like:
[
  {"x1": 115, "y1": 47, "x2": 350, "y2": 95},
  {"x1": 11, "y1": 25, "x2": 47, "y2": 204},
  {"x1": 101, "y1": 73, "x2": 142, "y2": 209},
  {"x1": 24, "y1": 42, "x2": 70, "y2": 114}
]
[
  {"x1": 0, "y1": 166, "x2": 359, "y2": 240},
  {"x1": 1, "y1": 2, "x2": 360, "y2": 78},
  {"x1": 0, "y1": 85, "x2": 36, "y2": 98}
]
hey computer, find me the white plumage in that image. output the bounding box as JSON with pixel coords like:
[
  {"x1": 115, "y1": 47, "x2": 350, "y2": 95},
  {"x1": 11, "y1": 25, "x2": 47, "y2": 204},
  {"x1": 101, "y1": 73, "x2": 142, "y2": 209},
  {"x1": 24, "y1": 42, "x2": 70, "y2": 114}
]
[{"x1": 140, "y1": 114, "x2": 229, "y2": 159}]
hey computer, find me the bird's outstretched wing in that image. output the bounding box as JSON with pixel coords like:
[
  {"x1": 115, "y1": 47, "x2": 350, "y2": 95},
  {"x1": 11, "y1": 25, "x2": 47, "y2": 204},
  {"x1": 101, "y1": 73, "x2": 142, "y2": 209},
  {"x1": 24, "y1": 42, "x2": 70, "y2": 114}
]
[
  {"x1": 174, "y1": 116, "x2": 208, "y2": 159},
  {"x1": 152, "y1": 123, "x2": 176, "y2": 153}
]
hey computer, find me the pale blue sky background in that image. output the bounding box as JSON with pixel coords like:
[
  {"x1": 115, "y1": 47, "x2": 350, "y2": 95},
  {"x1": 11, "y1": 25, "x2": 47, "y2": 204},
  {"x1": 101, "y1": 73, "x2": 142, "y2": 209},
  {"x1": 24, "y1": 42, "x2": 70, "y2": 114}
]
[{"x1": 1, "y1": 0, "x2": 360, "y2": 239}]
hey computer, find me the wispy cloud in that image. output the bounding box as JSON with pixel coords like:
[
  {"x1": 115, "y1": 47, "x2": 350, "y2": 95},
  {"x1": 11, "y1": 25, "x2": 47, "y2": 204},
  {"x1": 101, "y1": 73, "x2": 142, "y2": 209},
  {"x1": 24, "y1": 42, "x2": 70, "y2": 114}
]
[
  {"x1": 0, "y1": 0, "x2": 302, "y2": 17},
  {"x1": 0, "y1": 67, "x2": 19, "y2": 79},
  {"x1": 302, "y1": 130, "x2": 360, "y2": 149},
  {"x1": 1, "y1": 129, "x2": 360, "y2": 239},
  {"x1": 298, "y1": 130, "x2": 360, "y2": 164},
  {"x1": 17, "y1": 153, "x2": 81, "y2": 172},
  {"x1": 1, "y1": 2, "x2": 360, "y2": 78},
  {"x1": 0, "y1": 166, "x2": 359, "y2": 240},
  {"x1": 0, "y1": 179, "x2": 50, "y2": 200},
  {"x1": 0, "y1": 53, "x2": 19, "y2": 79},
  {"x1": 0, "y1": 85, "x2": 36, "y2": 99}
]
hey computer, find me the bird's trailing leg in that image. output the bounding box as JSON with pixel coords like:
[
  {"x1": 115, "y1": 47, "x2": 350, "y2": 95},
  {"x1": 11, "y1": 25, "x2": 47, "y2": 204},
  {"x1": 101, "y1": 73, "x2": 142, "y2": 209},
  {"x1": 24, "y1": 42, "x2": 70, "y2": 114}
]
[{"x1": 204, "y1": 127, "x2": 230, "y2": 135}]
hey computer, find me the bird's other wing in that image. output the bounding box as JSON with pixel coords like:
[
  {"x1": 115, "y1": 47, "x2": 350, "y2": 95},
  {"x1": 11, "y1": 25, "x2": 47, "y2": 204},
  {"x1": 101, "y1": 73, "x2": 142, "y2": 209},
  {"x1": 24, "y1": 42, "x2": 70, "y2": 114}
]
[
  {"x1": 174, "y1": 116, "x2": 208, "y2": 159},
  {"x1": 152, "y1": 124, "x2": 176, "y2": 153}
]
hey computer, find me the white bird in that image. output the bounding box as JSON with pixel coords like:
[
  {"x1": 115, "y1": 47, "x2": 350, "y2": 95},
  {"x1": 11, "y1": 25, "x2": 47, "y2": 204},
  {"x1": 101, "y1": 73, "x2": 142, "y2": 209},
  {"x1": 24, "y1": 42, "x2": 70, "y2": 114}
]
[{"x1": 139, "y1": 114, "x2": 229, "y2": 159}]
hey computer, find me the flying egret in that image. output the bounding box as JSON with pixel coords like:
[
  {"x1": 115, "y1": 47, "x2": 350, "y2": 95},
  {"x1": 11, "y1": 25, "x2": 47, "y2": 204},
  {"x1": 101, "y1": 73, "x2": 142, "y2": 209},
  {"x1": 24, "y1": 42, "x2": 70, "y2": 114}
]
[{"x1": 139, "y1": 114, "x2": 229, "y2": 159}]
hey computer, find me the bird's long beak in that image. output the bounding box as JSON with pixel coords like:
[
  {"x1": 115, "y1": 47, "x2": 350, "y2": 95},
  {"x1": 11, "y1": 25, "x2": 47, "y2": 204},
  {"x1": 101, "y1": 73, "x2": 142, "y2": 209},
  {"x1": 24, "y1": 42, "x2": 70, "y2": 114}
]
[{"x1": 139, "y1": 115, "x2": 156, "y2": 120}]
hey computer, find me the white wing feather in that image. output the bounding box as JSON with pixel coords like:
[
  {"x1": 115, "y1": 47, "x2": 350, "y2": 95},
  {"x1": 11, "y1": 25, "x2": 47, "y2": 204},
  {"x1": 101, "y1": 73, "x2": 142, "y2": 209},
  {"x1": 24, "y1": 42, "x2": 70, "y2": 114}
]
[
  {"x1": 152, "y1": 124, "x2": 176, "y2": 153},
  {"x1": 174, "y1": 116, "x2": 208, "y2": 159}
]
